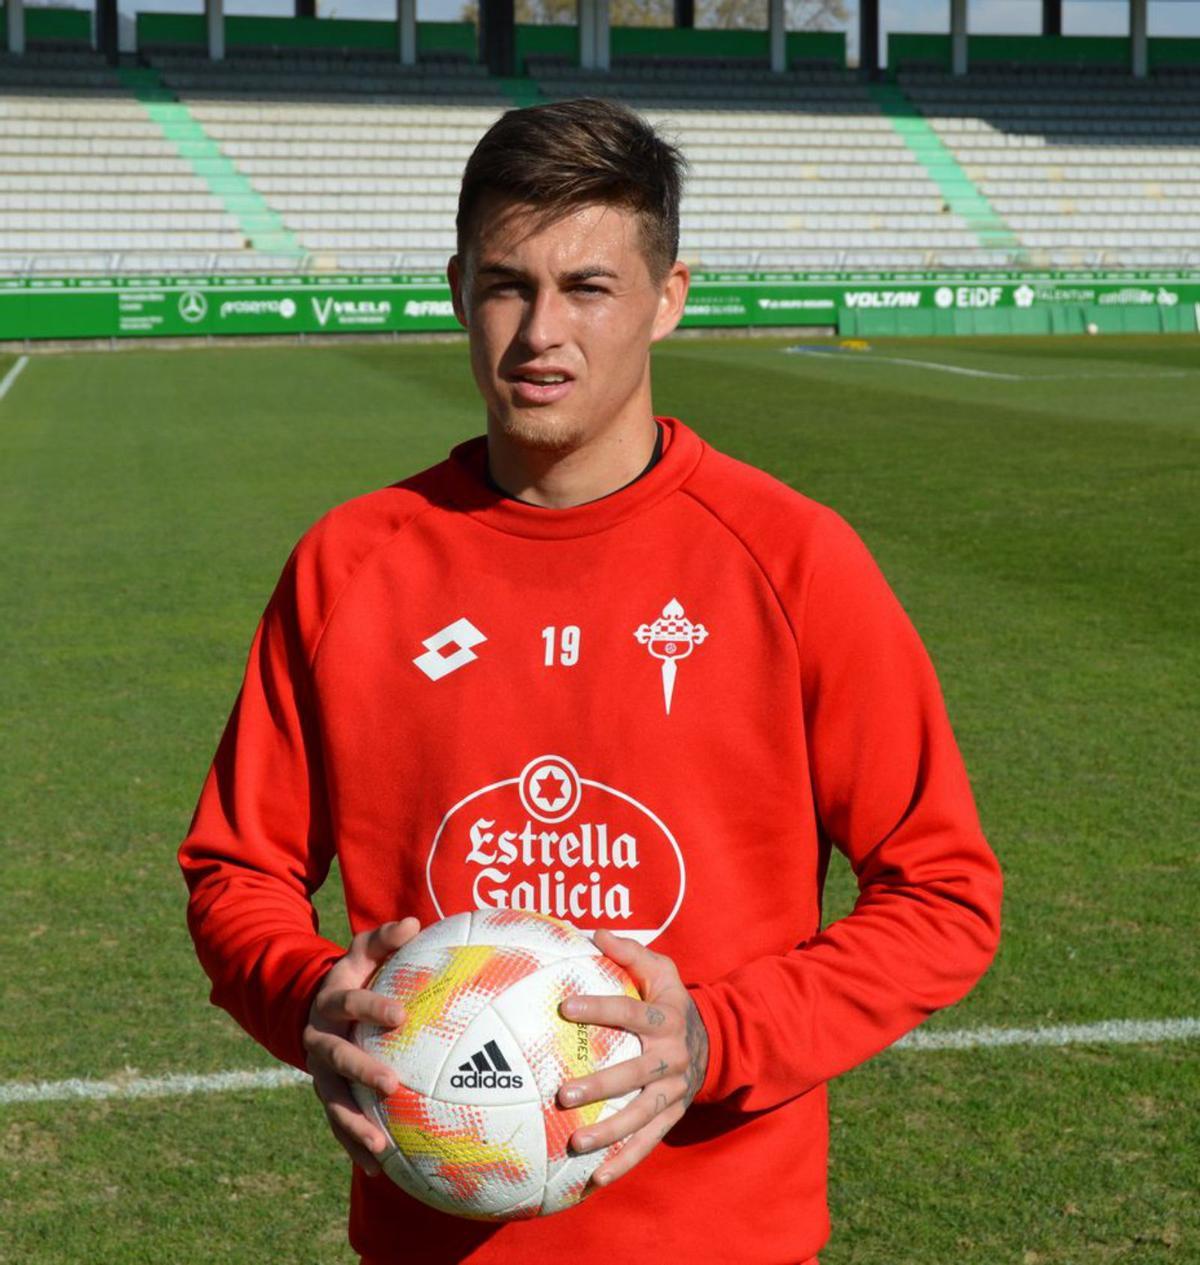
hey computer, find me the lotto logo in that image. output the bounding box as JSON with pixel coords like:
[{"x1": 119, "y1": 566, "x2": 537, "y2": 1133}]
[{"x1": 413, "y1": 617, "x2": 487, "y2": 681}]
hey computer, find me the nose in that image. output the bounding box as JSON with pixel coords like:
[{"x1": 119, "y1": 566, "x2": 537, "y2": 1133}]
[{"x1": 520, "y1": 285, "x2": 567, "y2": 355}]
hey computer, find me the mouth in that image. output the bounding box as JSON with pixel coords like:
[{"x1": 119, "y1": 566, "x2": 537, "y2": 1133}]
[{"x1": 506, "y1": 368, "x2": 576, "y2": 406}]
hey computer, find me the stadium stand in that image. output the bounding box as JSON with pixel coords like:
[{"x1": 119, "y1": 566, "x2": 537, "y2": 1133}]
[
  {"x1": 2, "y1": 41, "x2": 1199, "y2": 277},
  {"x1": 897, "y1": 63, "x2": 1200, "y2": 269},
  {"x1": 0, "y1": 49, "x2": 246, "y2": 272},
  {"x1": 147, "y1": 50, "x2": 509, "y2": 272},
  {"x1": 527, "y1": 56, "x2": 992, "y2": 270}
]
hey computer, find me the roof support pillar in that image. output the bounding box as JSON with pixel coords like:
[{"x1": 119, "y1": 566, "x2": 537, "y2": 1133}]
[
  {"x1": 578, "y1": 0, "x2": 609, "y2": 71},
  {"x1": 397, "y1": 0, "x2": 416, "y2": 65},
  {"x1": 578, "y1": 0, "x2": 594, "y2": 67},
  {"x1": 480, "y1": 0, "x2": 514, "y2": 76},
  {"x1": 950, "y1": 0, "x2": 968, "y2": 76},
  {"x1": 1130, "y1": 0, "x2": 1148, "y2": 78},
  {"x1": 96, "y1": 0, "x2": 119, "y2": 62},
  {"x1": 768, "y1": 0, "x2": 786, "y2": 74},
  {"x1": 597, "y1": 0, "x2": 609, "y2": 71},
  {"x1": 858, "y1": 0, "x2": 879, "y2": 79},
  {"x1": 206, "y1": 0, "x2": 224, "y2": 62},
  {"x1": 6, "y1": 0, "x2": 25, "y2": 55}
]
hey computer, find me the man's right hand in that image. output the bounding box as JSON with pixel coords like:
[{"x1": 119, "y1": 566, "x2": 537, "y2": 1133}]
[{"x1": 303, "y1": 918, "x2": 420, "y2": 1175}]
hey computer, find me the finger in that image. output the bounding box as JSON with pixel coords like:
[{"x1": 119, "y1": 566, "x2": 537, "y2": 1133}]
[
  {"x1": 331, "y1": 1119, "x2": 383, "y2": 1177},
  {"x1": 312, "y1": 1066, "x2": 394, "y2": 1167},
  {"x1": 558, "y1": 1048, "x2": 680, "y2": 1108},
  {"x1": 593, "y1": 931, "x2": 688, "y2": 1008},
  {"x1": 315, "y1": 986, "x2": 406, "y2": 1030},
  {"x1": 323, "y1": 1084, "x2": 393, "y2": 1160},
  {"x1": 592, "y1": 928, "x2": 643, "y2": 962},
  {"x1": 590, "y1": 1104, "x2": 685, "y2": 1188},
  {"x1": 589, "y1": 931, "x2": 657, "y2": 976},
  {"x1": 352, "y1": 917, "x2": 420, "y2": 967},
  {"x1": 569, "y1": 1079, "x2": 686, "y2": 1154},
  {"x1": 306, "y1": 1029, "x2": 399, "y2": 1095},
  {"x1": 324, "y1": 1102, "x2": 388, "y2": 1176},
  {"x1": 560, "y1": 992, "x2": 680, "y2": 1037}
]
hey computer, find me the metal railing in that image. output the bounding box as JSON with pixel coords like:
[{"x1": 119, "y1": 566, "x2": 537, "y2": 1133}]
[{"x1": 3, "y1": 245, "x2": 1199, "y2": 279}]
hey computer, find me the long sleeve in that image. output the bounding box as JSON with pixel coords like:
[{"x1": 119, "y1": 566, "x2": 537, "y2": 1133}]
[
  {"x1": 688, "y1": 509, "x2": 1003, "y2": 1112},
  {"x1": 178, "y1": 553, "x2": 345, "y2": 1070}
]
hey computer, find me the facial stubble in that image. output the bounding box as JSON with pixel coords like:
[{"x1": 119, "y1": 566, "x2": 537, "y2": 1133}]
[{"x1": 491, "y1": 406, "x2": 593, "y2": 455}]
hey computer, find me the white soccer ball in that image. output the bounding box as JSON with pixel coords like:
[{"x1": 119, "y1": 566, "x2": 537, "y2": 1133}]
[
  {"x1": 1086, "y1": 321, "x2": 1099, "y2": 335},
  {"x1": 351, "y1": 909, "x2": 642, "y2": 1221}
]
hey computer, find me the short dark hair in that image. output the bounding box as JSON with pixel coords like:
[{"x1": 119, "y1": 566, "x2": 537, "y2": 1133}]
[{"x1": 456, "y1": 98, "x2": 687, "y2": 282}]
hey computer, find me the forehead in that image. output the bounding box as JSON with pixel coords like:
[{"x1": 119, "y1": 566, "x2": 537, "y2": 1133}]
[{"x1": 467, "y1": 197, "x2": 648, "y2": 276}]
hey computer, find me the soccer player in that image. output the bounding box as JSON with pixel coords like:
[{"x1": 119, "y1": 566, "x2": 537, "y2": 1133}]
[{"x1": 179, "y1": 98, "x2": 1003, "y2": 1264}]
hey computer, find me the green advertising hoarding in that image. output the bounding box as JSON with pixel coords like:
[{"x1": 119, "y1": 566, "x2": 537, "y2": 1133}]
[
  {"x1": 0, "y1": 274, "x2": 456, "y2": 340},
  {"x1": 2, "y1": 271, "x2": 1198, "y2": 341}
]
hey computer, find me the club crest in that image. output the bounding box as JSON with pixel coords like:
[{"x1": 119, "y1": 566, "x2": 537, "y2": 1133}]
[{"x1": 634, "y1": 598, "x2": 709, "y2": 715}]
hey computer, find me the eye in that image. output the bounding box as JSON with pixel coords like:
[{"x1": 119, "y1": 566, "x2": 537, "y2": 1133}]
[{"x1": 573, "y1": 285, "x2": 606, "y2": 296}]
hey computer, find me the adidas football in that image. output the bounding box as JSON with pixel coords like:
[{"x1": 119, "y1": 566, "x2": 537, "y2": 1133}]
[{"x1": 350, "y1": 909, "x2": 642, "y2": 1221}]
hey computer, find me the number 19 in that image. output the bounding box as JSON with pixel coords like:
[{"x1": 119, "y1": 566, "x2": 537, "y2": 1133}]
[{"x1": 542, "y1": 625, "x2": 580, "y2": 667}]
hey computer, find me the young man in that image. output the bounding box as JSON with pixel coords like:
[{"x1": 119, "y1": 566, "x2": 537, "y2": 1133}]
[{"x1": 180, "y1": 99, "x2": 1003, "y2": 1264}]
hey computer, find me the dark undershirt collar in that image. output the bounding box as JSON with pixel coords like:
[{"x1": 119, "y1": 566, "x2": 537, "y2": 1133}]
[{"x1": 485, "y1": 422, "x2": 664, "y2": 508}]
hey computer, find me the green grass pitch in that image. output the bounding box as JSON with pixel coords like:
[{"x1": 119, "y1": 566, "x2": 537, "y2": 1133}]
[{"x1": 0, "y1": 333, "x2": 1197, "y2": 1263}]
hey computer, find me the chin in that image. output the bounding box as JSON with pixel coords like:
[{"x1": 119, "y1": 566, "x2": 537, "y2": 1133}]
[{"x1": 493, "y1": 408, "x2": 590, "y2": 453}]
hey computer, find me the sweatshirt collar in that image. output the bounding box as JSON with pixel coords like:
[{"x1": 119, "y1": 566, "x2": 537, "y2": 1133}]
[{"x1": 442, "y1": 417, "x2": 704, "y2": 540}]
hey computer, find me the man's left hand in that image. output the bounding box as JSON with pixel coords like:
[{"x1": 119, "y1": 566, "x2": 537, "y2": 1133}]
[{"x1": 556, "y1": 929, "x2": 709, "y2": 1188}]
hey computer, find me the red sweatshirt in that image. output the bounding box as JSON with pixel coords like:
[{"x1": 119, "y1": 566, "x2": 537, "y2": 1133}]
[{"x1": 179, "y1": 417, "x2": 1002, "y2": 1264}]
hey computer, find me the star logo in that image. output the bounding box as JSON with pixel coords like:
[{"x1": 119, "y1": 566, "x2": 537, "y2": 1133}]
[
  {"x1": 518, "y1": 755, "x2": 581, "y2": 824},
  {"x1": 1013, "y1": 284, "x2": 1035, "y2": 309},
  {"x1": 531, "y1": 769, "x2": 570, "y2": 813},
  {"x1": 178, "y1": 290, "x2": 208, "y2": 323}
]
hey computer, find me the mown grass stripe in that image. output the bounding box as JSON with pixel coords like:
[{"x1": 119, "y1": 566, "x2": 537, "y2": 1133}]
[{"x1": 2, "y1": 1018, "x2": 1196, "y2": 1107}]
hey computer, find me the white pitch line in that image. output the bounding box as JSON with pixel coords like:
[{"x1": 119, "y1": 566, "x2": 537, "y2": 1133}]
[
  {"x1": 866, "y1": 353, "x2": 1026, "y2": 380},
  {"x1": 784, "y1": 348, "x2": 1198, "y2": 383},
  {"x1": 0, "y1": 1066, "x2": 308, "y2": 1106},
  {"x1": 895, "y1": 1016, "x2": 1200, "y2": 1052},
  {"x1": 0, "y1": 354, "x2": 29, "y2": 402},
  {"x1": 1, "y1": 1018, "x2": 1197, "y2": 1107},
  {"x1": 785, "y1": 348, "x2": 1022, "y2": 379}
]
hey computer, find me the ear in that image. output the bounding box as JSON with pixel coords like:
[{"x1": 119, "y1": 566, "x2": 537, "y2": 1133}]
[
  {"x1": 447, "y1": 255, "x2": 469, "y2": 330},
  {"x1": 650, "y1": 260, "x2": 690, "y2": 344}
]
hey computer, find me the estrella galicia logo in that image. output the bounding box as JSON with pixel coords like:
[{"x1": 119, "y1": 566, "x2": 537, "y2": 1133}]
[{"x1": 178, "y1": 290, "x2": 208, "y2": 324}]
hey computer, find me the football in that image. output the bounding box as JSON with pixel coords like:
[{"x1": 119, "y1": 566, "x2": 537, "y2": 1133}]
[{"x1": 350, "y1": 909, "x2": 642, "y2": 1220}]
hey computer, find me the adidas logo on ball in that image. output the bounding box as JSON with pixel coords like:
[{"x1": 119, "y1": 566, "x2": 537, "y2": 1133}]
[{"x1": 449, "y1": 1040, "x2": 524, "y2": 1090}]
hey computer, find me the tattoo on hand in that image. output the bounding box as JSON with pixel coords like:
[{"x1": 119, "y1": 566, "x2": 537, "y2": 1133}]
[
  {"x1": 654, "y1": 1092, "x2": 667, "y2": 1115},
  {"x1": 682, "y1": 999, "x2": 709, "y2": 1107},
  {"x1": 652, "y1": 1059, "x2": 668, "y2": 1079},
  {"x1": 645, "y1": 1006, "x2": 666, "y2": 1027}
]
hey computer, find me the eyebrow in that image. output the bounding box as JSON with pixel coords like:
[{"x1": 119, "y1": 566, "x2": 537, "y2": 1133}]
[{"x1": 476, "y1": 263, "x2": 620, "y2": 283}]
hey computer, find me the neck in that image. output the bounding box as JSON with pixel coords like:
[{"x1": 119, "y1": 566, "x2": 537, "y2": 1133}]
[{"x1": 486, "y1": 415, "x2": 660, "y2": 509}]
